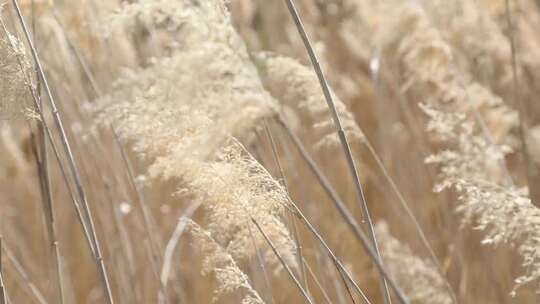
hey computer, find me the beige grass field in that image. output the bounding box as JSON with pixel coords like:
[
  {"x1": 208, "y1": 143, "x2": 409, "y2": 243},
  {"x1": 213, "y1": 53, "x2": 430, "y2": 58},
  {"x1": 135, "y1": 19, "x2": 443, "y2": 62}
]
[{"x1": 1, "y1": 0, "x2": 540, "y2": 303}]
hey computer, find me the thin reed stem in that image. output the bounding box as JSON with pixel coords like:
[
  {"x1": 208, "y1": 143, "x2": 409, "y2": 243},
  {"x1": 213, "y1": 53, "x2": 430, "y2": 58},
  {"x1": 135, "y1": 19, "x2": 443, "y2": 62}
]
[
  {"x1": 160, "y1": 202, "x2": 201, "y2": 288},
  {"x1": 263, "y1": 120, "x2": 367, "y2": 304},
  {"x1": 504, "y1": 0, "x2": 539, "y2": 206},
  {"x1": 282, "y1": 1, "x2": 391, "y2": 302},
  {"x1": 2, "y1": 243, "x2": 48, "y2": 304},
  {"x1": 1, "y1": 4, "x2": 100, "y2": 261},
  {"x1": 49, "y1": 15, "x2": 180, "y2": 299},
  {"x1": 362, "y1": 140, "x2": 457, "y2": 303},
  {"x1": 234, "y1": 139, "x2": 395, "y2": 303},
  {"x1": 0, "y1": 237, "x2": 6, "y2": 304},
  {"x1": 30, "y1": 14, "x2": 64, "y2": 301},
  {"x1": 251, "y1": 218, "x2": 314, "y2": 304},
  {"x1": 276, "y1": 117, "x2": 408, "y2": 304},
  {"x1": 289, "y1": 200, "x2": 401, "y2": 303},
  {"x1": 246, "y1": 218, "x2": 276, "y2": 304},
  {"x1": 302, "y1": 258, "x2": 333, "y2": 304},
  {"x1": 50, "y1": 10, "x2": 103, "y2": 97},
  {"x1": 10, "y1": 1, "x2": 114, "y2": 302},
  {"x1": 0, "y1": 13, "x2": 100, "y2": 283},
  {"x1": 102, "y1": 182, "x2": 139, "y2": 303},
  {"x1": 110, "y1": 128, "x2": 174, "y2": 302},
  {"x1": 339, "y1": 269, "x2": 358, "y2": 304},
  {"x1": 262, "y1": 119, "x2": 310, "y2": 296},
  {"x1": 29, "y1": 124, "x2": 65, "y2": 304}
]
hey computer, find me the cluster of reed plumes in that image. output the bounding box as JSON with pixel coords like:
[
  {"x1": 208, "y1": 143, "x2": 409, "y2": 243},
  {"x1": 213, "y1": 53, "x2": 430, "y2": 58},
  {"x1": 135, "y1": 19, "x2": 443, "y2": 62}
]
[{"x1": 2, "y1": 0, "x2": 540, "y2": 303}]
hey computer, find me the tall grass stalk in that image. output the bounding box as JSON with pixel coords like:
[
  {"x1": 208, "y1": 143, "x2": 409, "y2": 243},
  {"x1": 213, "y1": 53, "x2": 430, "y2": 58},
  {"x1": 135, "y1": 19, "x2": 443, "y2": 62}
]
[
  {"x1": 234, "y1": 136, "x2": 376, "y2": 301},
  {"x1": 504, "y1": 0, "x2": 538, "y2": 206},
  {"x1": 0, "y1": 11, "x2": 98, "y2": 263},
  {"x1": 29, "y1": 125, "x2": 65, "y2": 304},
  {"x1": 9, "y1": 1, "x2": 114, "y2": 302},
  {"x1": 238, "y1": 130, "x2": 407, "y2": 303},
  {"x1": 263, "y1": 119, "x2": 369, "y2": 304},
  {"x1": 362, "y1": 140, "x2": 457, "y2": 303},
  {"x1": 251, "y1": 218, "x2": 314, "y2": 304},
  {"x1": 276, "y1": 117, "x2": 408, "y2": 303},
  {"x1": 0, "y1": 236, "x2": 6, "y2": 304},
  {"x1": 302, "y1": 258, "x2": 334, "y2": 304},
  {"x1": 160, "y1": 202, "x2": 201, "y2": 299},
  {"x1": 29, "y1": 6, "x2": 64, "y2": 302},
  {"x1": 282, "y1": 1, "x2": 392, "y2": 302},
  {"x1": 53, "y1": 15, "x2": 175, "y2": 300},
  {"x1": 262, "y1": 119, "x2": 310, "y2": 295},
  {"x1": 246, "y1": 215, "x2": 276, "y2": 304}
]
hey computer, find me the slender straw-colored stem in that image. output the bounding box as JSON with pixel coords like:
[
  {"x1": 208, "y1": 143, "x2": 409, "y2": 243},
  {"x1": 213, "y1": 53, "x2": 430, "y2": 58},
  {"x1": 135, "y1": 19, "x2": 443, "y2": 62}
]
[
  {"x1": 2, "y1": 243, "x2": 48, "y2": 304},
  {"x1": 339, "y1": 271, "x2": 358, "y2": 304},
  {"x1": 263, "y1": 120, "x2": 369, "y2": 304},
  {"x1": 262, "y1": 119, "x2": 310, "y2": 296},
  {"x1": 251, "y1": 218, "x2": 314, "y2": 304},
  {"x1": 0, "y1": 17, "x2": 96, "y2": 259},
  {"x1": 504, "y1": 0, "x2": 539, "y2": 206},
  {"x1": 302, "y1": 258, "x2": 333, "y2": 304},
  {"x1": 368, "y1": 54, "x2": 456, "y2": 302},
  {"x1": 26, "y1": 26, "x2": 64, "y2": 297},
  {"x1": 288, "y1": 200, "x2": 407, "y2": 304},
  {"x1": 10, "y1": 1, "x2": 114, "y2": 302},
  {"x1": 277, "y1": 116, "x2": 360, "y2": 235},
  {"x1": 51, "y1": 10, "x2": 102, "y2": 97},
  {"x1": 362, "y1": 140, "x2": 457, "y2": 303},
  {"x1": 234, "y1": 139, "x2": 388, "y2": 303},
  {"x1": 160, "y1": 202, "x2": 201, "y2": 288},
  {"x1": 29, "y1": 126, "x2": 65, "y2": 304},
  {"x1": 112, "y1": 128, "x2": 164, "y2": 257},
  {"x1": 29, "y1": 9, "x2": 64, "y2": 303},
  {"x1": 0, "y1": 237, "x2": 6, "y2": 304},
  {"x1": 54, "y1": 11, "x2": 182, "y2": 300},
  {"x1": 54, "y1": 11, "x2": 186, "y2": 301},
  {"x1": 246, "y1": 218, "x2": 276, "y2": 304},
  {"x1": 277, "y1": 117, "x2": 388, "y2": 296},
  {"x1": 282, "y1": 1, "x2": 391, "y2": 302}
]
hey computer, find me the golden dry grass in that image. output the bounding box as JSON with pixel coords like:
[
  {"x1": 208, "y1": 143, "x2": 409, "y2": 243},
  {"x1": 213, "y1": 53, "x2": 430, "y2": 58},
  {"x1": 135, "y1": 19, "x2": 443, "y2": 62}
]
[{"x1": 1, "y1": 0, "x2": 540, "y2": 303}]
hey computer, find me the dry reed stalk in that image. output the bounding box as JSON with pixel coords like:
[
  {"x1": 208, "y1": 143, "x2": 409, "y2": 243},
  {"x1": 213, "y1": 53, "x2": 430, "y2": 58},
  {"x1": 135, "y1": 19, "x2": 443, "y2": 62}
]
[
  {"x1": 262, "y1": 119, "x2": 371, "y2": 304},
  {"x1": 1, "y1": 2, "x2": 97, "y2": 264},
  {"x1": 246, "y1": 215, "x2": 276, "y2": 304},
  {"x1": 0, "y1": 236, "x2": 6, "y2": 304},
  {"x1": 111, "y1": 127, "x2": 174, "y2": 302},
  {"x1": 361, "y1": 140, "x2": 457, "y2": 303},
  {"x1": 301, "y1": 257, "x2": 333, "y2": 304},
  {"x1": 2, "y1": 242, "x2": 47, "y2": 304},
  {"x1": 282, "y1": 1, "x2": 392, "y2": 302},
  {"x1": 23, "y1": 21, "x2": 65, "y2": 297},
  {"x1": 251, "y1": 218, "x2": 313, "y2": 304},
  {"x1": 101, "y1": 182, "x2": 139, "y2": 304},
  {"x1": 288, "y1": 181, "x2": 408, "y2": 303},
  {"x1": 503, "y1": 0, "x2": 540, "y2": 206},
  {"x1": 9, "y1": 1, "x2": 114, "y2": 302},
  {"x1": 276, "y1": 116, "x2": 407, "y2": 303},
  {"x1": 238, "y1": 133, "x2": 404, "y2": 304},
  {"x1": 112, "y1": 127, "x2": 165, "y2": 267},
  {"x1": 260, "y1": 51, "x2": 454, "y2": 300},
  {"x1": 29, "y1": 124, "x2": 65, "y2": 304},
  {"x1": 51, "y1": 13, "x2": 177, "y2": 299},
  {"x1": 235, "y1": 132, "x2": 374, "y2": 303},
  {"x1": 160, "y1": 201, "x2": 201, "y2": 296},
  {"x1": 0, "y1": 13, "x2": 114, "y2": 301},
  {"x1": 262, "y1": 119, "x2": 310, "y2": 296}
]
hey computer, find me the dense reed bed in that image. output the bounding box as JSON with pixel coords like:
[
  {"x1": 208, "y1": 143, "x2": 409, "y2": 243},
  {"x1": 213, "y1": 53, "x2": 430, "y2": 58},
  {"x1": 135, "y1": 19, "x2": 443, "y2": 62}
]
[{"x1": 1, "y1": 0, "x2": 540, "y2": 303}]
